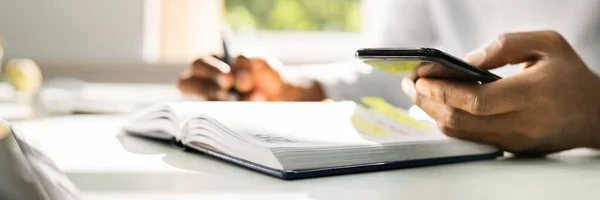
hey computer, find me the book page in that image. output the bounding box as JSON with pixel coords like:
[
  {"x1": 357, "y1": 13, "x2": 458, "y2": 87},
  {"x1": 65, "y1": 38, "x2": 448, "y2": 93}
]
[
  {"x1": 173, "y1": 100, "x2": 446, "y2": 149},
  {"x1": 171, "y1": 101, "x2": 367, "y2": 145},
  {"x1": 122, "y1": 103, "x2": 179, "y2": 139}
]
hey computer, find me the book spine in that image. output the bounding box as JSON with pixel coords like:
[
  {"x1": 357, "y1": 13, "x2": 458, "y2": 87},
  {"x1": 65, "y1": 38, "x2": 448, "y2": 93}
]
[{"x1": 185, "y1": 144, "x2": 286, "y2": 179}]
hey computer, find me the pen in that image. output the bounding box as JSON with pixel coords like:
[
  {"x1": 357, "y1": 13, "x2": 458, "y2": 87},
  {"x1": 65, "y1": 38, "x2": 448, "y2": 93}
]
[{"x1": 220, "y1": 24, "x2": 239, "y2": 101}]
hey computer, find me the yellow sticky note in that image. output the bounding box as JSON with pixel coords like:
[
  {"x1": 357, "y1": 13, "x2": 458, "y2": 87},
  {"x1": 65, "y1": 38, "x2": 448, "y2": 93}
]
[
  {"x1": 351, "y1": 115, "x2": 394, "y2": 136},
  {"x1": 361, "y1": 97, "x2": 432, "y2": 131}
]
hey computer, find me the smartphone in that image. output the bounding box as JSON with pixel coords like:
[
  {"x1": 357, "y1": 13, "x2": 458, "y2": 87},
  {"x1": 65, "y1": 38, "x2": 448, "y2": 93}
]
[{"x1": 355, "y1": 48, "x2": 501, "y2": 83}]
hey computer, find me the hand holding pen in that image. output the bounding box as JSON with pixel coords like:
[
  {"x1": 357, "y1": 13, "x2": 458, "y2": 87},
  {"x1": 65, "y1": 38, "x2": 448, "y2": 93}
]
[
  {"x1": 176, "y1": 54, "x2": 299, "y2": 101},
  {"x1": 175, "y1": 25, "x2": 326, "y2": 101}
]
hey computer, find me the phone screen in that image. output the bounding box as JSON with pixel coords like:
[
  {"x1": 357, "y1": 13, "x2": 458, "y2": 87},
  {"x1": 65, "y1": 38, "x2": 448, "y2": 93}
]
[{"x1": 362, "y1": 59, "x2": 483, "y2": 81}]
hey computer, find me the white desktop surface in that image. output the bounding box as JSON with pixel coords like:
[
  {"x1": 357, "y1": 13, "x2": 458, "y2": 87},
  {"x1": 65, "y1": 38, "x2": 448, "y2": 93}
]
[{"x1": 11, "y1": 114, "x2": 600, "y2": 200}]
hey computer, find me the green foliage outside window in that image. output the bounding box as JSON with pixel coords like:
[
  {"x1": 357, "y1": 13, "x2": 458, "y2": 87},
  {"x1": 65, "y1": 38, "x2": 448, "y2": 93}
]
[{"x1": 225, "y1": 0, "x2": 361, "y2": 32}]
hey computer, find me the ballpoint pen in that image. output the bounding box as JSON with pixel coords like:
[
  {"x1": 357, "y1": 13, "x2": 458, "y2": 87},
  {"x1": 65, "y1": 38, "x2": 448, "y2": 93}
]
[{"x1": 220, "y1": 24, "x2": 239, "y2": 101}]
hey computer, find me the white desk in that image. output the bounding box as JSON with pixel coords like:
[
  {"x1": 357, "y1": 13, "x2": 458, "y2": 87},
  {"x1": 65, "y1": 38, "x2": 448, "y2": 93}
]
[{"x1": 12, "y1": 115, "x2": 600, "y2": 200}]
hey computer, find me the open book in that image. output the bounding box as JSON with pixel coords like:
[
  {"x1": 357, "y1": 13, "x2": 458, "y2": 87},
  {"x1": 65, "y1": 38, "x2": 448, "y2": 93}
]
[{"x1": 123, "y1": 97, "x2": 501, "y2": 179}]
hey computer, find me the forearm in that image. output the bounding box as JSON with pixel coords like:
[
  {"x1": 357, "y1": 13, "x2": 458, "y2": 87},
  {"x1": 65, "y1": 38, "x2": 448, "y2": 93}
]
[
  {"x1": 279, "y1": 60, "x2": 368, "y2": 101},
  {"x1": 280, "y1": 78, "x2": 326, "y2": 101},
  {"x1": 279, "y1": 61, "x2": 414, "y2": 109}
]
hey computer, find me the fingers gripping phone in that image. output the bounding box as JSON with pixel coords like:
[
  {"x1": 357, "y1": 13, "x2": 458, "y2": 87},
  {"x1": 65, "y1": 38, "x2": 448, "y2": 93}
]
[{"x1": 355, "y1": 48, "x2": 501, "y2": 83}]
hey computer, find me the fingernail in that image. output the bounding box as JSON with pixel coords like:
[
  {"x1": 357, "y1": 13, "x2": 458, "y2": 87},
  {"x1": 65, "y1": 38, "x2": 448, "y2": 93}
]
[
  {"x1": 401, "y1": 78, "x2": 416, "y2": 99},
  {"x1": 465, "y1": 49, "x2": 486, "y2": 66}
]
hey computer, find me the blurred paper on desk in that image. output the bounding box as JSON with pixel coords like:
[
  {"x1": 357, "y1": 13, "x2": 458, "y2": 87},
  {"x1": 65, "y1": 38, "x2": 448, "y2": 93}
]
[
  {"x1": 0, "y1": 83, "x2": 14, "y2": 101},
  {"x1": 39, "y1": 80, "x2": 184, "y2": 114},
  {"x1": 0, "y1": 83, "x2": 36, "y2": 120},
  {"x1": 0, "y1": 103, "x2": 34, "y2": 120}
]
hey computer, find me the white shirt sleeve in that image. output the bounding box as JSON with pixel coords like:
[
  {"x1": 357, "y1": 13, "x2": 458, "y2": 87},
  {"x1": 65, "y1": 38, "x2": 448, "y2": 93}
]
[
  {"x1": 286, "y1": 0, "x2": 437, "y2": 109},
  {"x1": 362, "y1": 0, "x2": 437, "y2": 48},
  {"x1": 281, "y1": 61, "x2": 413, "y2": 109}
]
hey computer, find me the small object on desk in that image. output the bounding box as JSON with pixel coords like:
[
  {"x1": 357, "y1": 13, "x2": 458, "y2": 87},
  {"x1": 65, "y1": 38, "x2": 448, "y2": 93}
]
[
  {"x1": 123, "y1": 100, "x2": 502, "y2": 180},
  {"x1": 3, "y1": 58, "x2": 43, "y2": 94},
  {"x1": 0, "y1": 59, "x2": 42, "y2": 120}
]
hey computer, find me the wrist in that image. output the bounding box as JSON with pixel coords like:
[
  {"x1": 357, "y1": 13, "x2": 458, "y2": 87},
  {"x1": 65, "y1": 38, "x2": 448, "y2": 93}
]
[
  {"x1": 279, "y1": 69, "x2": 326, "y2": 101},
  {"x1": 282, "y1": 80, "x2": 326, "y2": 101}
]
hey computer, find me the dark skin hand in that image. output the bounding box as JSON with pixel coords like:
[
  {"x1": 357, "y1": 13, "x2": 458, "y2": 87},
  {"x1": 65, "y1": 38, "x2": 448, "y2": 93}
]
[
  {"x1": 177, "y1": 55, "x2": 325, "y2": 102},
  {"x1": 402, "y1": 30, "x2": 600, "y2": 155}
]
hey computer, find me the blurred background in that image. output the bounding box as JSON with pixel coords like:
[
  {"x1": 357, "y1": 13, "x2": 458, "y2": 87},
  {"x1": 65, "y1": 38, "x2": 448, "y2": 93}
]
[
  {"x1": 0, "y1": 0, "x2": 376, "y2": 119},
  {"x1": 0, "y1": 0, "x2": 375, "y2": 83}
]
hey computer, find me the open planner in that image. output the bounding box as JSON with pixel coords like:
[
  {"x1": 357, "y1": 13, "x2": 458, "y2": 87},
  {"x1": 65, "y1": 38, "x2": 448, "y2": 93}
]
[{"x1": 122, "y1": 97, "x2": 502, "y2": 180}]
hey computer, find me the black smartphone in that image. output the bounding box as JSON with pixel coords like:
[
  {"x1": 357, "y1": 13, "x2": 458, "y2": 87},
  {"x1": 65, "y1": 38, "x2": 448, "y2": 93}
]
[{"x1": 355, "y1": 48, "x2": 501, "y2": 83}]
